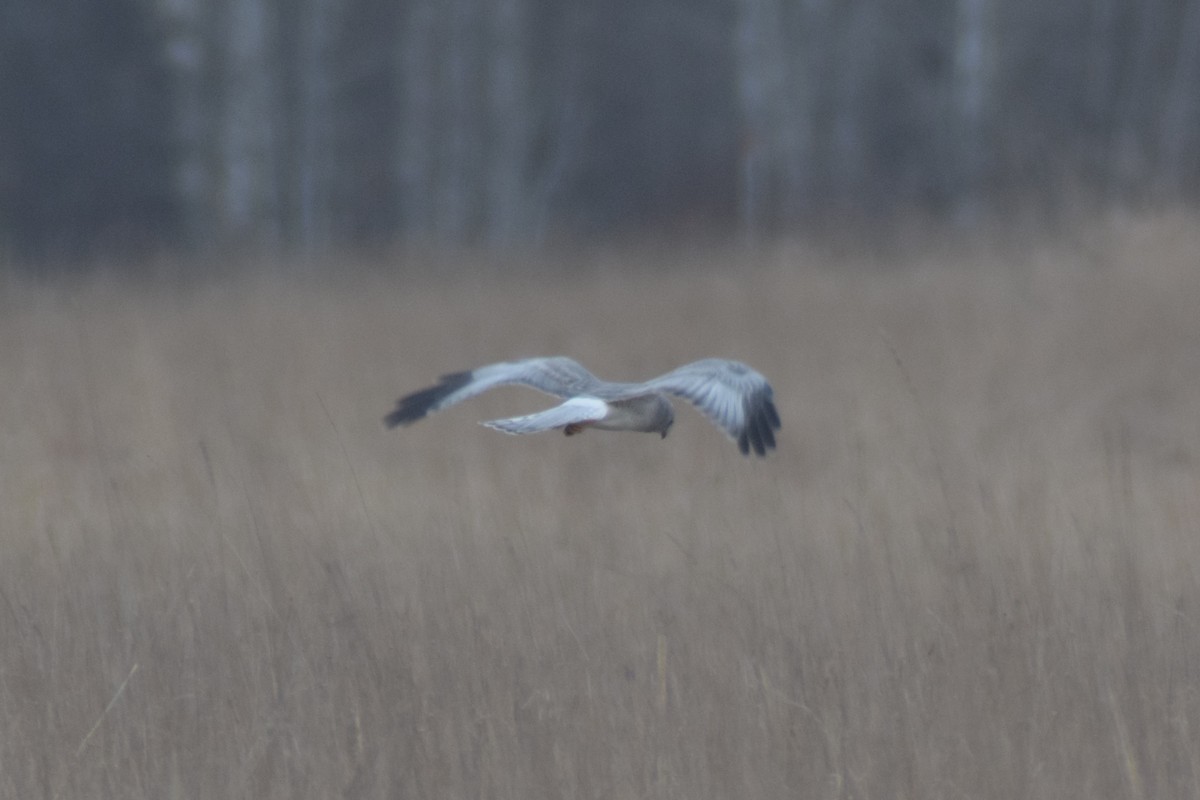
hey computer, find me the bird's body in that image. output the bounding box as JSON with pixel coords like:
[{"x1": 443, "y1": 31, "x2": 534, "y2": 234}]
[{"x1": 385, "y1": 356, "x2": 781, "y2": 457}]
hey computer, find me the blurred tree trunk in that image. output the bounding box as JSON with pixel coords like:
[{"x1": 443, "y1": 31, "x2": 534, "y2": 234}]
[
  {"x1": 218, "y1": 0, "x2": 281, "y2": 247},
  {"x1": 826, "y1": 2, "x2": 877, "y2": 214},
  {"x1": 293, "y1": 0, "x2": 338, "y2": 255},
  {"x1": 734, "y1": 0, "x2": 782, "y2": 239},
  {"x1": 162, "y1": 0, "x2": 212, "y2": 247},
  {"x1": 734, "y1": 0, "x2": 821, "y2": 237},
  {"x1": 395, "y1": 0, "x2": 438, "y2": 238},
  {"x1": 166, "y1": 0, "x2": 282, "y2": 249},
  {"x1": 437, "y1": 0, "x2": 481, "y2": 239},
  {"x1": 1112, "y1": 0, "x2": 1174, "y2": 197},
  {"x1": 486, "y1": 0, "x2": 533, "y2": 244},
  {"x1": 1157, "y1": 0, "x2": 1200, "y2": 195},
  {"x1": 395, "y1": 0, "x2": 483, "y2": 241},
  {"x1": 951, "y1": 0, "x2": 993, "y2": 222},
  {"x1": 1084, "y1": 0, "x2": 1121, "y2": 200}
]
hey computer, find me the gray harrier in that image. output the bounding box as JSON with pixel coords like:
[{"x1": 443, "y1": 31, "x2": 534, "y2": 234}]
[{"x1": 384, "y1": 357, "x2": 781, "y2": 457}]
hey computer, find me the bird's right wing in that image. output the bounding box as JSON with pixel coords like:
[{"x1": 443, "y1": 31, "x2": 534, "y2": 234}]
[
  {"x1": 641, "y1": 358, "x2": 781, "y2": 456},
  {"x1": 481, "y1": 396, "x2": 609, "y2": 435},
  {"x1": 384, "y1": 356, "x2": 599, "y2": 428}
]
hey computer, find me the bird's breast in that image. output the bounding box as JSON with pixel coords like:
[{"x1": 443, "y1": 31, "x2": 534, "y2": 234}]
[{"x1": 591, "y1": 394, "x2": 668, "y2": 433}]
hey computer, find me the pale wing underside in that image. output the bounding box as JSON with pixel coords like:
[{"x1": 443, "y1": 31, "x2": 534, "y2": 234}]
[{"x1": 482, "y1": 396, "x2": 609, "y2": 435}]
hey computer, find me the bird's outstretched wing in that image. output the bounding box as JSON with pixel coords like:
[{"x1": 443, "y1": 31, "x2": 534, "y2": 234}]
[
  {"x1": 384, "y1": 357, "x2": 600, "y2": 428},
  {"x1": 481, "y1": 396, "x2": 609, "y2": 435},
  {"x1": 640, "y1": 359, "x2": 781, "y2": 456}
]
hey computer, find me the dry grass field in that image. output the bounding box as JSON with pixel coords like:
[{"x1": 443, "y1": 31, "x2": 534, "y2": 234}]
[{"x1": 2, "y1": 212, "x2": 1199, "y2": 799}]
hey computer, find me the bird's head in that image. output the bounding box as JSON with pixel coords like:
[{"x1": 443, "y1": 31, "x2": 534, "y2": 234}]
[{"x1": 656, "y1": 399, "x2": 675, "y2": 439}]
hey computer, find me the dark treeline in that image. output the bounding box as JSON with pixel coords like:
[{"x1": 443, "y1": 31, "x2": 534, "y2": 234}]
[{"x1": 2, "y1": 0, "x2": 1198, "y2": 261}]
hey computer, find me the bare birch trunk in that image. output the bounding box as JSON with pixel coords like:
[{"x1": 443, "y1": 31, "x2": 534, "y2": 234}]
[
  {"x1": 485, "y1": 0, "x2": 530, "y2": 245},
  {"x1": 295, "y1": 0, "x2": 336, "y2": 255},
  {"x1": 953, "y1": 0, "x2": 991, "y2": 222},
  {"x1": 160, "y1": 0, "x2": 210, "y2": 246},
  {"x1": 1157, "y1": 0, "x2": 1200, "y2": 195},
  {"x1": 734, "y1": 0, "x2": 786, "y2": 239},
  {"x1": 219, "y1": 0, "x2": 279, "y2": 247},
  {"x1": 396, "y1": 0, "x2": 437, "y2": 238}
]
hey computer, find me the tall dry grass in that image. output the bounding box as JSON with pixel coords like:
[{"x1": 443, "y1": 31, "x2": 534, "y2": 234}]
[{"x1": 2, "y1": 212, "x2": 1198, "y2": 799}]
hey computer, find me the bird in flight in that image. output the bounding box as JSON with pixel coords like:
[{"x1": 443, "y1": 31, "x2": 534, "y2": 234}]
[{"x1": 384, "y1": 357, "x2": 781, "y2": 457}]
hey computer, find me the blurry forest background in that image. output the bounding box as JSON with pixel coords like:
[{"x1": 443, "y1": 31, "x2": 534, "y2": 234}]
[{"x1": 2, "y1": 0, "x2": 1199, "y2": 263}]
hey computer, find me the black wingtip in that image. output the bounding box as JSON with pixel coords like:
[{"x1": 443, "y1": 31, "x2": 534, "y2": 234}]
[
  {"x1": 382, "y1": 407, "x2": 413, "y2": 428},
  {"x1": 384, "y1": 370, "x2": 472, "y2": 429},
  {"x1": 765, "y1": 400, "x2": 781, "y2": 430},
  {"x1": 739, "y1": 395, "x2": 782, "y2": 458}
]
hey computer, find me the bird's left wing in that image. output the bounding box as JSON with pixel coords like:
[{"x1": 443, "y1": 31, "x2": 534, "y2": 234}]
[
  {"x1": 641, "y1": 359, "x2": 781, "y2": 456},
  {"x1": 384, "y1": 357, "x2": 599, "y2": 428}
]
